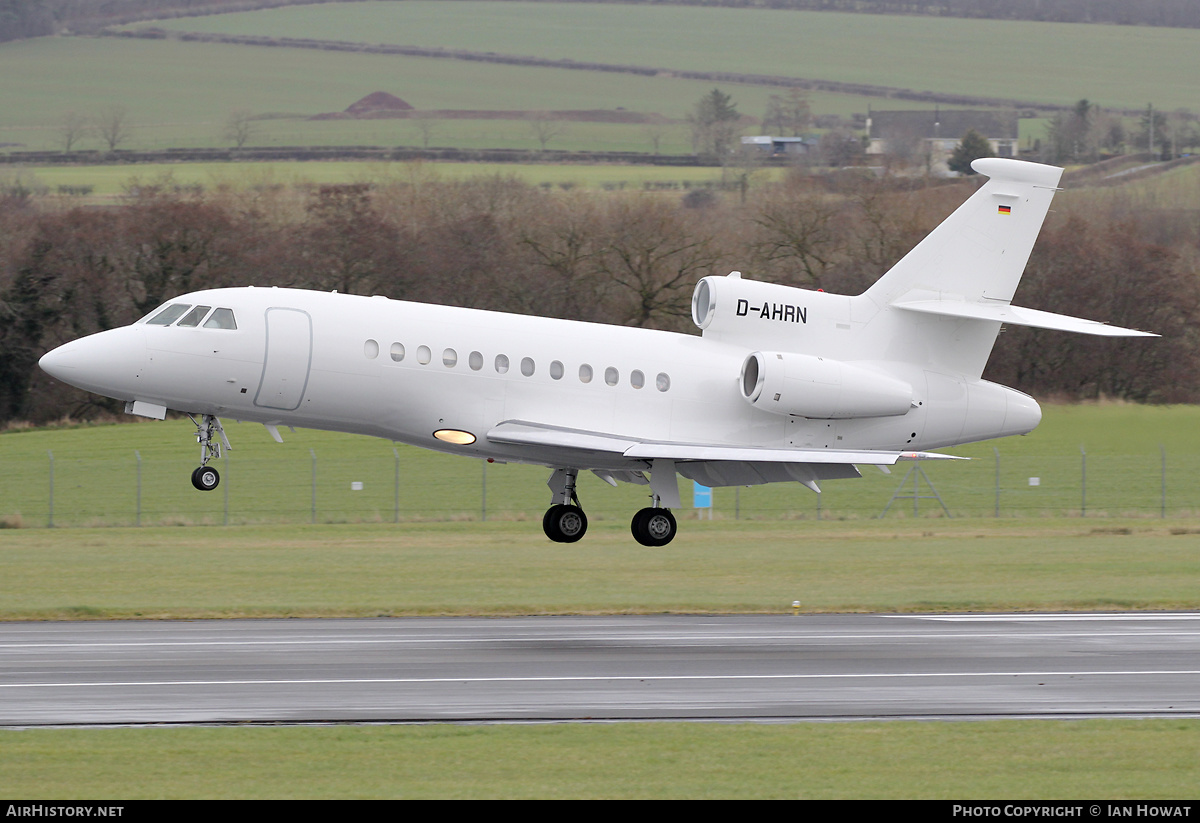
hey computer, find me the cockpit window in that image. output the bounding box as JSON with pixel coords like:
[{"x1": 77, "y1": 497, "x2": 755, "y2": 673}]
[
  {"x1": 176, "y1": 305, "x2": 212, "y2": 327},
  {"x1": 203, "y1": 308, "x2": 237, "y2": 330},
  {"x1": 145, "y1": 304, "x2": 191, "y2": 326}
]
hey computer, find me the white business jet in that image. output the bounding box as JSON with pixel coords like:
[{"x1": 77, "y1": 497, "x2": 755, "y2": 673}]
[{"x1": 39, "y1": 158, "x2": 1154, "y2": 545}]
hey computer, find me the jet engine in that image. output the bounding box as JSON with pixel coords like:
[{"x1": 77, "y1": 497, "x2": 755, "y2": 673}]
[{"x1": 740, "y1": 351, "x2": 913, "y2": 419}]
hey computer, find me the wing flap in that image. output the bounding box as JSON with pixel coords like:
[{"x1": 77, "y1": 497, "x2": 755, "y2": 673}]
[{"x1": 487, "y1": 420, "x2": 962, "y2": 467}]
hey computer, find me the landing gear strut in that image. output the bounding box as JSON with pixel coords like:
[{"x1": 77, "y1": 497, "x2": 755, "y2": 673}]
[
  {"x1": 189, "y1": 414, "x2": 231, "y2": 492},
  {"x1": 543, "y1": 467, "x2": 587, "y2": 543}
]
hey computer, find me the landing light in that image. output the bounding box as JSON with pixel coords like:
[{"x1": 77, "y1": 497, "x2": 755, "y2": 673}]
[{"x1": 434, "y1": 429, "x2": 476, "y2": 446}]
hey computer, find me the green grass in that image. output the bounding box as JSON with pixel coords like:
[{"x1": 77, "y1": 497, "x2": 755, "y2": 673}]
[
  {"x1": 7, "y1": 2, "x2": 1193, "y2": 155},
  {"x1": 2, "y1": 518, "x2": 1199, "y2": 619},
  {"x1": 0, "y1": 34, "x2": 881, "y2": 154},
  {"x1": 142, "y1": 2, "x2": 1200, "y2": 111},
  {"x1": 5, "y1": 405, "x2": 1200, "y2": 530},
  {"x1": 2, "y1": 720, "x2": 1198, "y2": 798}
]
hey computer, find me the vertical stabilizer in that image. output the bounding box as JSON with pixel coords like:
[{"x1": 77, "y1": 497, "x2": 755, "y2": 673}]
[
  {"x1": 854, "y1": 159, "x2": 1063, "y2": 377},
  {"x1": 863, "y1": 158, "x2": 1063, "y2": 309}
]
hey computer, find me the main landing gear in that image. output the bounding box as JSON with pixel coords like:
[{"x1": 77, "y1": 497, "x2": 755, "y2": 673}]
[
  {"x1": 543, "y1": 467, "x2": 588, "y2": 542},
  {"x1": 188, "y1": 413, "x2": 231, "y2": 491},
  {"x1": 541, "y1": 467, "x2": 678, "y2": 546}
]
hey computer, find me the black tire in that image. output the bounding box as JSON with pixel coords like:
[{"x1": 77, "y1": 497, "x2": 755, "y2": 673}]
[
  {"x1": 543, "y1": 504, "x2": 587, "y2": 543},
  {"x1": 191, "y1": 465, "x2": 220, "y2": 492},
  {"x1": 631, "y1": 507, "x2": 677, "y2": 547}
]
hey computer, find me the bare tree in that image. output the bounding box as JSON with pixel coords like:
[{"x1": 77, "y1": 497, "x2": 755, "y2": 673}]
[
  {"x1": 596, "y1": 197, "x2": 724, "y2": 329},
  {"x1": 94, "y1": 105, "x2": 132, "y2": 152},
  {"x1": 413, "y1": 116, "x2": 437, "y2": 149},
  {"x1": 762, "y1": 89, "x2": 812, "y2": 137},
  {"x1": 529, "y1": 112, "x2": 567, "y2": 152},
  {"x1": 57, "y1": 111, "x2": 90, "y2": 152},
  {"x1": 748, "y1": 182, "x2": 843, "y2": 289},
  {"x1": 224, "y1": 108, "x2": 256, "y2": 149}
]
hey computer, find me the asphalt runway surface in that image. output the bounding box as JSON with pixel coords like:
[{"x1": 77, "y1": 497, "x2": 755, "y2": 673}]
[{"x1": 3, "y1": 613, "x2": 1200, "y2": 726}]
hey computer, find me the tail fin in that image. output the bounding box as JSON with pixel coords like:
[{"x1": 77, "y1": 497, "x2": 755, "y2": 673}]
[
  {"x1": 863, "y1": 158, "x2": 1063, "y2": 308},
  {"x1": 857, "y1": 158, "x2": 1153, "y2": 378}
]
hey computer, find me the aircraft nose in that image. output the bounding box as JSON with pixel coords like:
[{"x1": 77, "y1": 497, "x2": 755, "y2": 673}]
[{"x1": 39, "y1": 326, "x2": 148, "y2": 399}]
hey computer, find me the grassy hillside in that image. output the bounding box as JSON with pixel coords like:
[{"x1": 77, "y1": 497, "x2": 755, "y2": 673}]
[
  {"x1": 4, "y1": 2, "x2": 1196, "y2": 154},
  {"x1": 135, "y1": 2, "x2": 1200, "y2": 111}
]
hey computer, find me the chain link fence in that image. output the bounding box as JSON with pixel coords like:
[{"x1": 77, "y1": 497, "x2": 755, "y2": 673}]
[{"x1": 4, "y1": 439, "x2": 1199, "y2": 528}]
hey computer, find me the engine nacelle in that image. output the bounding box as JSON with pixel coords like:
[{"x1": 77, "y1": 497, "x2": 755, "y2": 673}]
[
  {"x1": 692, "y1": 272, "x2": 817, "y2": 333},
  {"x1": 740, "y1": 351, "x2": 913, "y2": 419}
]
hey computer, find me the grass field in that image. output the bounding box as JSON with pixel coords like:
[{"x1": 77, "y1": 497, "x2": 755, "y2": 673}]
[
  {"x1": 3, "y1": 518, "x2": 1200, "y2": 619},
  {"x1": 5, "y1": 2, "x2": 1194, "y2": 154},
  {"x1": 141, "y1": 2, "x2": 1200, "y2": 111},
  {"x1": 3, "y1": 405, "x2": 1200, "y2": 618},
  {"x1": 0, "y1": 33, "x2": 885, "y2": 154},
  {"x1": 3, "y1": 719, "x2": 1198, "y2": 798},
  {"x1": 5, "y1": 405, "x2": 1200, "y2": 531}
]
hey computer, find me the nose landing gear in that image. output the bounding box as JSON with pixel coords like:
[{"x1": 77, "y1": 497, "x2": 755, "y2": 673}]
[
  {"x1": 188, "y1": 414, "x2": 231, "y2": 492},
  {"x1": 191, "y1": 465, "x2": 220, "y2": 491}
]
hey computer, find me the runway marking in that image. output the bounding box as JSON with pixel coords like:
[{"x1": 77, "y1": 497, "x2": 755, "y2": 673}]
[
  {"x1": 5, "y1": 670, "x2": 1200, "y2": 690},
  {"x1": 911, "y1": 613, "x2": 1200, "y2": 622}
]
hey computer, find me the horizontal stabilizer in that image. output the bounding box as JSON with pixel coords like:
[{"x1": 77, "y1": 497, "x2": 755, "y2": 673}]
[{"x1": 892, "y1": 300, "x2": 1158, "y2": 337}]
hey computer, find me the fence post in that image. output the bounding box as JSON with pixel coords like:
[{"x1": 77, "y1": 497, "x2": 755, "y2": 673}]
[
  {"x1": 1080, "y1": 445, "x2": 1087, "y2": 517},
  {"x1": 1160, "y1": 444, "x2": 1166, "y2": 519},
  {"x1": 993, "y1": 447, "x2": 1000, "y2": 518},
  {"x1": 47, "y1": 451, "x2": 54, "y2": 528},
  {"x1": 135, "y1": 450, "x2": 142, "y2": 527}
]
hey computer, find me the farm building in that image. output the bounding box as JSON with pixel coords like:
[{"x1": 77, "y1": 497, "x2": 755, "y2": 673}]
[
  {"x1": 739, "y1": 135, "x2": 819, "y2": 156},
  {"x1": 866, "y1": 109, "x2": 1019, "y2": 175}
]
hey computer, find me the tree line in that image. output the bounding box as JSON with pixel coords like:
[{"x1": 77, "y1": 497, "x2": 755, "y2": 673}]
[{"x1": 2, "y1": 169, "x2": 1196, "y2": 425}]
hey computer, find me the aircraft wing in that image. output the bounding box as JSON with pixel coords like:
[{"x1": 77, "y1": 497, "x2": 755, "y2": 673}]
[{"x1": 486, "y1": 420, "x2": 962, "y2": 491}]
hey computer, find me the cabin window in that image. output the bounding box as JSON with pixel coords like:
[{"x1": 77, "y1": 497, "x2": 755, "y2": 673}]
[
  {"x1": 469, "y1": 351, "x2": 483, "y2": 371},
  {"x1": 390, "y1": 343, "x2": 405, "y2": 362},
  {"x1": 656, "y1": 373, "x2": 671, "y2": 392},
  {"x1": 364, "y1": 339, "x2": 379, "y2": 359},
  {"x1": 630, "y1": 370, "x2": 645, "y2": 389},
  {"x1": 443, "y1": 348, "x2": 458, "y2": 367},
  {"x1": 203, "y1": 308, "x2": 237, "y2": 330},
  {"x1": 550, "y1": 360, "x2": 564, "y2": 380},
  {"x1": 579, "y1": 364, "x2": 593, "y2": 383},
  {"x1": 495, "y1": 354, "x2": 510, "y2": 374},
  {"x1": 176, "y1": 306, "x2": 212, "y2": 327},
  {"x1": 145, "y1": 304, "x2": 191, "y2": 326},
  {"x1": 521, "y1": 357, "x2": 536, "y2": 377},
  {"x1": 605, "y1": 367, "x2": 619, "y2": 386},
  {"x1": 417, "y1": 345, "x2": 432, "y2": 365}
]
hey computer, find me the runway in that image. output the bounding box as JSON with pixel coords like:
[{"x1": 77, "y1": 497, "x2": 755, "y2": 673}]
[{"x1": 3, "y1": 613, "x2": 1200, "y2": 726}]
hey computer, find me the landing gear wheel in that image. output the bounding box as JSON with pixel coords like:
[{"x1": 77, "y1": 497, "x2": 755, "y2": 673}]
[
  {"x1": 191, "y1": 465, "x2": 220, "y2": 492},
  {"x1": 543, "y1": 504, "x2": 588, "y2": 543},
  {"x1": 631, "y1": 507, "x2": 677, "y2": 547}
]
